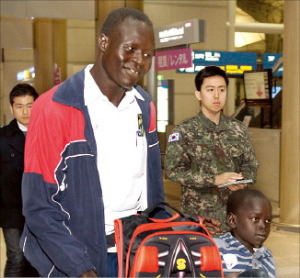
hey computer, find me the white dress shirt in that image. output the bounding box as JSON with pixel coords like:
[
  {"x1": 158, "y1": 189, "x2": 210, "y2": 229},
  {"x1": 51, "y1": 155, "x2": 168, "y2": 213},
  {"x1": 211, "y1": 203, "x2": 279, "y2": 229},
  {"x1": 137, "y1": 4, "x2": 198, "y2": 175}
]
[{"x1": 84, "y1": 65, "x2": 148, "y2": 238}]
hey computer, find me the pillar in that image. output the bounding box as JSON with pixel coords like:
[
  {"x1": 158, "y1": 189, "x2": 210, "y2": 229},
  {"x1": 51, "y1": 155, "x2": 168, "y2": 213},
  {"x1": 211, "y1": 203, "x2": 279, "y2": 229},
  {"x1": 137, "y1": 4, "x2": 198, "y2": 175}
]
[
  {"x1": 33, "y1": 19, "x2": 54, "y2": 94},
  {"x1": 225, "y1": 0, "x2": 237, "y2": 117},
  {"x1": 0, "y1": 54, "x2": 4, "y2": 124},
  {"x1": 34, "y1": 18, "x2": 67, "y2": 94},
  {"x1": 95, "y1": 0, "x2": 143, "y2": 38},
  {"x1": 53, "y1": 19, "x2": 67, "y2": 83},
  {"x1": 279, "y1": 1, "x2": 300, "y2": 228}
]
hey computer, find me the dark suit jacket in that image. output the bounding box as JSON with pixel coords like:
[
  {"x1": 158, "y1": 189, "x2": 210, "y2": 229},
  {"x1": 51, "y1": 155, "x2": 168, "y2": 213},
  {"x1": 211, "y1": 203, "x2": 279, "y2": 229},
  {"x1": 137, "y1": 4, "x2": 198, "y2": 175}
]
[{"x1": 0, "y1": 118, "x2": 26, "y2": 229}]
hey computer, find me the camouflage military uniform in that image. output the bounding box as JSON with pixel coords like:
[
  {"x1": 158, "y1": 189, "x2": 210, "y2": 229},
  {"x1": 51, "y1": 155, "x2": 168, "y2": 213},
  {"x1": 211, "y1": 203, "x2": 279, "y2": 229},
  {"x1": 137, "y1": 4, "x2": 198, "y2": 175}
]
[{"x1": 164, "y1": 110, "x2": 259, "y2": 233}]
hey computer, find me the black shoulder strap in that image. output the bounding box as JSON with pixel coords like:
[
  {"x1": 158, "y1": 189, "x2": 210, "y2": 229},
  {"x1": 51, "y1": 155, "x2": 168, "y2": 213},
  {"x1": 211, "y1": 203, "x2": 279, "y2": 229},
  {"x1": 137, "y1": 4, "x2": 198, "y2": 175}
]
[{"x1": 141, "y1": 201, "x2": 199, "y2": 223}]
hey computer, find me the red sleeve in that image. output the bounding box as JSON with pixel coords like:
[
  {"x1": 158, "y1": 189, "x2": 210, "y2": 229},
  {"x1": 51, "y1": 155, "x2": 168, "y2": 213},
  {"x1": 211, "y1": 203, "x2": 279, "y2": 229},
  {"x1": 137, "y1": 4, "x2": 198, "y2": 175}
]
[{"x1": 24, "y1": 87, "x2": 86, "y2": 184}]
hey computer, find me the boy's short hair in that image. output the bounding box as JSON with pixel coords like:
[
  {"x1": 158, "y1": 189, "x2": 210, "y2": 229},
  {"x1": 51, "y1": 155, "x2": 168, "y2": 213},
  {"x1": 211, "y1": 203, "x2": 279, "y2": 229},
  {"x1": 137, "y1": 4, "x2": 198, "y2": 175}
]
[
  {"x1": 9, "y1": 83, "x2": 39, "y2": 105},
  {"x1": 100, "y1": 7, "x2": 153, "y2": 36},
  {"x1": 195, "y1": 66, "x2": 229, "y2": 91},
  {"x1": 227, "y1": 188, "x2": 269, "y2": 216}
]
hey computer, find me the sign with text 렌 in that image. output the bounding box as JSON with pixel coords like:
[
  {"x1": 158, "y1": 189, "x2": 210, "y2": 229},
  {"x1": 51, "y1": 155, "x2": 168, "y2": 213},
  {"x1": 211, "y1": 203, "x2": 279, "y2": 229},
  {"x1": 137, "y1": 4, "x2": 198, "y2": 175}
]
[{"x1": 155, "y1": 47, "x2": 192, "y2": 71}]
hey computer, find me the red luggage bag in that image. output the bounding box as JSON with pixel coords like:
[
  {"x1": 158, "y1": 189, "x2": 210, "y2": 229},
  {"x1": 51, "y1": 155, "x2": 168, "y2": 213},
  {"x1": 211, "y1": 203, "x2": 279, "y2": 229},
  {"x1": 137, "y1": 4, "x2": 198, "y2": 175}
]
[{"x1": 114, "y1": 202, "x2": 224, "y2": 277}]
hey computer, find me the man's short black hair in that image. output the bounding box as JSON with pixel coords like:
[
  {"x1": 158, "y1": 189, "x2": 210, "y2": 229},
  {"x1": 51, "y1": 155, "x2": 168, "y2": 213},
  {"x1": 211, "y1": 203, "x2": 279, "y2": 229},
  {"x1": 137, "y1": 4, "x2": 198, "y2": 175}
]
[
  {"x1": 9, "y1": 83, "x2": 39, "y2": 105},
  {"x1": 195, "y1": 66, "x2": 229, "y2": 91},
  {"x1": 100, "y1": 7, "x2": 153, "y2": 36},
  {"x1": 227, "y1": 188, "x2": 269, "y2": 216}
]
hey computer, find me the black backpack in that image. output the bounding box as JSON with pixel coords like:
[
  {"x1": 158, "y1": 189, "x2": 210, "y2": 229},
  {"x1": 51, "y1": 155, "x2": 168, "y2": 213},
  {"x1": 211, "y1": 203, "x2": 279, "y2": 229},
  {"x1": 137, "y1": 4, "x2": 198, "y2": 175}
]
[{"x1": 114, "y1": 202, "x2": 224, "y2": 277}]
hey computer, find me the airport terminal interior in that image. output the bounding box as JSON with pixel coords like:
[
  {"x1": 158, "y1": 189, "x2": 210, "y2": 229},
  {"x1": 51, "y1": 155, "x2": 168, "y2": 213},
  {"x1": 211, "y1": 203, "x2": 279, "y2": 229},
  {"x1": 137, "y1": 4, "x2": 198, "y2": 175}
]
[{"x1": 0, "y1": 0, "x2": 299, "y2": 277}]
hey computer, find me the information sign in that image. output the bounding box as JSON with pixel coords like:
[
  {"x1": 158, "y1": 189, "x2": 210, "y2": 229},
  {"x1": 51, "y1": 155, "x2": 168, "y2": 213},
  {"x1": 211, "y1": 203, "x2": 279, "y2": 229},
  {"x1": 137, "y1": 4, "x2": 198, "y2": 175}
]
[
  {"x1": 262, "y1": 53, "x2": 283, "y2": 76},
  {"x1": 243, "y1": 69, "x2": 272, "y2": 105},
  {"x1": 177, "y1": 50, "x2": 257, "y2": 75},
  {"x1": 154, "y1": 19, "x2": 205, "y2": 49},
  {"x1": 155, "y1": 48, "x2": 192, "y2": 71}
]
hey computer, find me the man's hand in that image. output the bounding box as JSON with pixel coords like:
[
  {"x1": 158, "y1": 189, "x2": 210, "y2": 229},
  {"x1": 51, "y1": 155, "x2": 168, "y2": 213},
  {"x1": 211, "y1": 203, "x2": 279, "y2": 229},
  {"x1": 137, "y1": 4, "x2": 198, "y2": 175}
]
[
  {"x1": 227, "y1": 183, "x2": 246, "y2": 191},
  {"x1": 214, "y1": 172, "x2": 244, "y2": 186},
  {"x1": 202, "y1": 217, "x2": 221, "y2": 235},
  {"x1": 79, "y1": 270, "x2": 98, "y2": 277}
]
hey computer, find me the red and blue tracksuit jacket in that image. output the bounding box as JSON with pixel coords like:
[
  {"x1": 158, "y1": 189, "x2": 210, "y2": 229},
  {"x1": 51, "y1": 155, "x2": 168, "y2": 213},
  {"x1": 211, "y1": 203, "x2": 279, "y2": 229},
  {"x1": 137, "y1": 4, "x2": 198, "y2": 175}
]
[{"x1": 20, "y1": 68, "x2": 167, "y2": 277}]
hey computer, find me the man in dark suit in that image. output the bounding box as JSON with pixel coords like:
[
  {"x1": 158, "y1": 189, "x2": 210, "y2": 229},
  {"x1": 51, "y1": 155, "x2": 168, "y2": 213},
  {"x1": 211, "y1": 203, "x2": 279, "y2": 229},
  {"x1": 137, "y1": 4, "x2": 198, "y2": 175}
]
[{"x1": 0, "y1": 83, "x2": 38, "y2": 277}]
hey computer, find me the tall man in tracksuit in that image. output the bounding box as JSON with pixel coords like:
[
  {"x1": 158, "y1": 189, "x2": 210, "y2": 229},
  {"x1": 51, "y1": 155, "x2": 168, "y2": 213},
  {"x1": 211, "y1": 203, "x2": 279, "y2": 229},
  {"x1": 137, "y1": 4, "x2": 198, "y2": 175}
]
[{"x1": 20, "y1": 8, "x2": 167, "y2": 277}]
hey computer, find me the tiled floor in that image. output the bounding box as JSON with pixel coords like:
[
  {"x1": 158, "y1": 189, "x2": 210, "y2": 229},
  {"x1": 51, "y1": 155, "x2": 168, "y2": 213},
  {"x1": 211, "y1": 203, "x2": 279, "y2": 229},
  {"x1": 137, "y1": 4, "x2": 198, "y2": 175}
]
[
  {"x1": 1, "y1": 179, "x2": 299, "y2": 277},
  {"x1": 264, "y1": 226, "x2": 300, "y2": 277}
]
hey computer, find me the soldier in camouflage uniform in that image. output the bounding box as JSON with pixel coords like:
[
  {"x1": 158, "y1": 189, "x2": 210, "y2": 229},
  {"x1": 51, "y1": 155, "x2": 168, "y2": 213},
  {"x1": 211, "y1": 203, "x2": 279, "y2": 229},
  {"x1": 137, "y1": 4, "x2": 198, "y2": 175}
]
[{"x1": 164, "y1": 66, "x2": 259, "y2": 233}]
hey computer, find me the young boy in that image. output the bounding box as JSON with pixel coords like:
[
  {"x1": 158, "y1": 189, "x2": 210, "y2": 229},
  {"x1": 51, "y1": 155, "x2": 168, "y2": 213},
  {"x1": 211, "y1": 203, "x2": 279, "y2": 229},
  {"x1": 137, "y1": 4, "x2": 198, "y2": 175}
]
[{"x1": 214, "y1": 188, "x2": 276, "y2": 277}]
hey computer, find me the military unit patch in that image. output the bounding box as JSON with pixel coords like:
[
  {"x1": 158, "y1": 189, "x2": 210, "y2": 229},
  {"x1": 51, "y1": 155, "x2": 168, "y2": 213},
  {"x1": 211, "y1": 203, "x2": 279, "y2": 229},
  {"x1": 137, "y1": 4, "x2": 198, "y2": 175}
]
[{"x1": 168, "y1": 132, "x2": 180, "y2": 142}]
